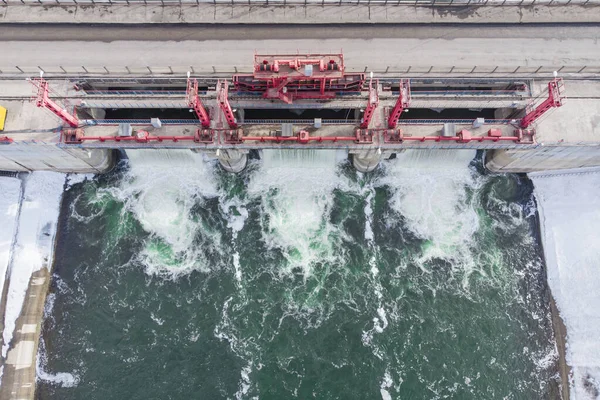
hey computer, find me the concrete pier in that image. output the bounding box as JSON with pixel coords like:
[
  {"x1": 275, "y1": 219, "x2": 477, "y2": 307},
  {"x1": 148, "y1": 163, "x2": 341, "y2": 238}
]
[
  {"x1": 486, "y1": 80, "x2": 600, "y2": 172},
  {"x1": 216, "y1": 149, "x2": 248, "y2": 173}
]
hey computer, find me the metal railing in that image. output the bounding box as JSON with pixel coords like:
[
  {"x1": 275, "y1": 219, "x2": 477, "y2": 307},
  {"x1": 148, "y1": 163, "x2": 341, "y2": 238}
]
[
  {"x1": 2, "y1": 0, "x2": 599, "y2": 5},
  {"x1": 84, "y1": 118, "x2": 516, "y2": 125},
  {"x1": 4, "y1": 65, "x2": 598, "y2": 77},
  {"x1": 397, "y1": 119, "x2": 515, "y2": 124},
  {"x1": 83, "y1": 90, "x2": 188, "y2": 96},
  {"x1": 86, "y1": 119, "x2": 198, "y2": 125},
  {"x1": 241, "y1": 119, "x2": 355, "y2": 124}
]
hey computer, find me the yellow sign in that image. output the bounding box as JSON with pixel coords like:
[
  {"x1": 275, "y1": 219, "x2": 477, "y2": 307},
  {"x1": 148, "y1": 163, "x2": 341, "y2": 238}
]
[{"x1": 0, "y1": 106, "x2": 6, "y2": 131}]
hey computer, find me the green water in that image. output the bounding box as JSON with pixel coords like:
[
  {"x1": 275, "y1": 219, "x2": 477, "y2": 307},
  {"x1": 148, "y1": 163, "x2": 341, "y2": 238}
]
[{"x1": 37, "y1": 150, "x2": 558, "y2": 399}]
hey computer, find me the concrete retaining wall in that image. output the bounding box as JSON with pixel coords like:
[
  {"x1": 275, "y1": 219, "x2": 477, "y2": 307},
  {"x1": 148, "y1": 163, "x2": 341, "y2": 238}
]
[
  {"x1": 0, "y1": 143, "x2": 115, "y2": 173},
  {"x1": 486, "y1": 145, "x2": 600, "y2": 173},
  {"x1": 2, "y1": 4, "x2": 600, "y2": 25}
]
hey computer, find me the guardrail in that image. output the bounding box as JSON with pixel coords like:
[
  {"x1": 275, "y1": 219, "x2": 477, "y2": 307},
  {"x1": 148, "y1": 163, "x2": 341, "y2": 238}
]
[
  {"x1": 4, "y1": 65, "x2": 598, "y2": 77},
  {"x1": 241, "y1": 119, "x2": 355, "y2": 124},
  {"x1": 2, "y1": 0, "x2": 599, "y2": 5},
  {"x1": 85, "y1": 119, "x2": 198, "y2": 125},
  {"x1": 397, "y1": 119, "x2": 515, "y2": 124},
  {"x1": 85, "y1": 119, "x2": 357, "y2": 125},
  {"x1": 84, "y1": 118, "x2": 516, "y2": 125}
]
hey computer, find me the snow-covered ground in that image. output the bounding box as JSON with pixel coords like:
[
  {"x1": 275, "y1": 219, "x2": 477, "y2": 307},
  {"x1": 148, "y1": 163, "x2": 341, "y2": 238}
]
[
  {"x1": 0, "y1": 177, "x2": 22, "y2": 305},
  {"x1": 531, "y1": 167, "x2": 600, "y2": 400},
  {"x1": 1, "y1": 172, "x2": 65, "y2": 359}
]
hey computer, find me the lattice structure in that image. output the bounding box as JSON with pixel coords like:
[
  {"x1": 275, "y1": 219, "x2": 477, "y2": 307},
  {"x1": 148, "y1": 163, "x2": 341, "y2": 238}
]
[
  {"x1": 520, "y1": 78, "x2": 565, "y2": 128},
  {"x1": 186, "y1": 76, "x2": 211, "y2": 128},
  {"x1": 388, "y1": 80, "x2": 411, "y2": 129},
  {"x1": 360, "y1": 77, "x2": 379, "y2": 129},
  {"x1": 30, "y1": 77, "x2": 79, "y2": 128},
  {"x1": 233, "y1": 53, "x2": 365, "y2": 104},
  {"x1": 218, "y1": 80, "x2": 238, "y2": 129}
]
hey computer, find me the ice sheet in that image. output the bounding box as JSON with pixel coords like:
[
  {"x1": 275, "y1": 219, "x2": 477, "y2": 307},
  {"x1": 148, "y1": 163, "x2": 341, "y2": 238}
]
[
  {"x1": 1, "y1": 172, "x2": 65, "y2": 358},
  {"x1": 531, "y1": 167, "x2": 600, "y2": 399},
  {"x1": 0, "y1": 177, "x2": 22, "y2": 303}
]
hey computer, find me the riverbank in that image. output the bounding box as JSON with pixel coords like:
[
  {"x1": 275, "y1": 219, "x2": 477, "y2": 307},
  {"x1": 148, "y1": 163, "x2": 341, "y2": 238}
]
[
  {"x1": 0, "y1": 173, "x2": 65, "y2": 400},
  {"x1": 530, "y1": 167, "x2": 600, "y2": 399},
  {"x1": 550, "y1": 294, "x2": 571, "y2": 400}
]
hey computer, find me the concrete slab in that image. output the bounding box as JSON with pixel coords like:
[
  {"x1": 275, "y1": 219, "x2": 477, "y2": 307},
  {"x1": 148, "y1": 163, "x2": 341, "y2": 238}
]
[
  {"x1": 537, "y1": 99, "x2": 600, "y2": 144},
  {"x1": 18, "y1": 324, "x2": 37, "y2": 334},
  {"x1": 1, "y1": 36, "x2": 600, "y2": 76},
  {"x1": 1, "y1": 4, "x2": 600, "y2": 25},
  {"x1": 5, "y1": 341, "x2": 34, "y2": 370}
]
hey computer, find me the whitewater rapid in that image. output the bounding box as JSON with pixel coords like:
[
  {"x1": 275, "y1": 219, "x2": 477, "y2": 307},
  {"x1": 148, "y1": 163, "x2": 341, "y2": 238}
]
[
  {"x1": 37, "y1": 149, "x2": 557, "y2": 399},
  {"x1": 530, "y1": 167, "x2": 600, "y2": 400}
]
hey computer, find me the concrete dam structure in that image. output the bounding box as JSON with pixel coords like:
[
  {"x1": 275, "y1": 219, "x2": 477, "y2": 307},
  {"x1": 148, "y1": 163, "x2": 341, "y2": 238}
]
[{"x1": 1, "y1": 52, "x2": 599, "y2": 174}]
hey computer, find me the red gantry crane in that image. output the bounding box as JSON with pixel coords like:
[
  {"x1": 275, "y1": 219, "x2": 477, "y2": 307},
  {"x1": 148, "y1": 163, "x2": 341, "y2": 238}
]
[{"x1": 233, "y1": 53, "x2": 365, "y2": 104}]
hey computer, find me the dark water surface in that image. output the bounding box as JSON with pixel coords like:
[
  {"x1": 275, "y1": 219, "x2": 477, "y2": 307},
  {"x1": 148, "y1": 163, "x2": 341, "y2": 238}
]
[{"x1": 37, "y1": 150, "x2": 558, "y2": 400}]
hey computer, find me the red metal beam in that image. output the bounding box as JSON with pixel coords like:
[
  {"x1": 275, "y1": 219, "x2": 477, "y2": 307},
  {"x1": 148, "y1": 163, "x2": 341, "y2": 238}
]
[
  {"x1": 241, "y1": 135, "x2": 357, "y2": 143},
  {"x1": 218, "y1": 80, "x2": 238, "y2": 129},
  {"x1": 520, "y1": 78, "x2": 565, "y2": 128},
  {"x1": 186, "y1": 76, "x2": 211, "y2": 128},
  {"x1": 31, "y1": 78, "x2": 79, "y2": 128},
  {"x1": 360, "y1": 78, "x2": 379, "y2": 129},
  {"x1": 388, "y1": 80, "x2": 411, "y2": 129}
]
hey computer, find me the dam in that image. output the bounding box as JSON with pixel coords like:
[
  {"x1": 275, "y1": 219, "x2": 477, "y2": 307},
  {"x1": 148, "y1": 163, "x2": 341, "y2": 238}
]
[
  {"x1": 1, "y1": 10, "x2": 600, "y2": 399},
  {"x1": 1, "y1": 52, "x2": 599, "y2": 175}
]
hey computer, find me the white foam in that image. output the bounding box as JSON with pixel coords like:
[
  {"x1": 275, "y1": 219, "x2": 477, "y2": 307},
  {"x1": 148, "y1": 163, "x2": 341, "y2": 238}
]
[
  {"x1": 380, "y1": 370, "x2": 393, "y2": 400},
  {"x1": 65, "y1": 173, "x2": 93, "y2": 190},
  {"x1": 0, "y1": 177, "x2": 22, "y2": 305},
  {"x1": 530, "y1": 168, "x2": 600, "y2": 399},
  {"x1": 364, "y1": 190, "x2": 374, "y2": 241},
  {"x1": 235, "y1": 361, "x2": 253, "y2": 400},
  {"x1": 219, "y1": 197, "x2": 249, "y2": 283},
  {"x1": 37, "y1": 370, "x2": 80, "y2": 388},
  {"x1": 113, "y1": 150, "x2": 219, "y2": 276},
  {"x1": 36, "y1": 338, "x2": 80, "y2": 388},
  {"x1": 378, "y1": 150, "x2": 479, "y2": 285},
  {"x1": 2, "y1": 172, "x2": 65, "y2": 358},
  {"x1": 248, "y1": 150, "x2": 344, "y2": 278}
]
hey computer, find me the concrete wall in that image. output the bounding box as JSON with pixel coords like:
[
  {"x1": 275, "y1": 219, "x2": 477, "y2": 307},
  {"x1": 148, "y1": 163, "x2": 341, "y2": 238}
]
[
  {"x1": 486, "y1": 145, "x2": 600, "y2": 173},
  {"x1": 0, "y1": 143, "x2": 115, "y2": 173}
]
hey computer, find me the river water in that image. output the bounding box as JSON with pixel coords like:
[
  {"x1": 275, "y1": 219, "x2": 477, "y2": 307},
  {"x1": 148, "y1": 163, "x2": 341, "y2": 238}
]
[{"x1": 37, "y1": 149, "x2": 559, "y2": 399}]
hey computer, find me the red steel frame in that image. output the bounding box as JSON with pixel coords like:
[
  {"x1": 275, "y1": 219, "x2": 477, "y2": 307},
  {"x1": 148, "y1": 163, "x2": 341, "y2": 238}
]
[
  {"x1": 360, "y1": 77, "x2": 379, "y2": 129},
  {"x1": 233, "y1": 53, "x2": 365, "y2": 104},
  {"x1": 31, "y1": 77, "x2": 79, "y2": 128},
  {"x1": 186, "y1": 76, "x2": 211, "y2": 128},
  {"x1": 520, "y1": 78, "x2": 565, "y2": 128},
  {"x1": 218, "y1": 80, "x2": 238, "y2": 129},
  {"x1": 388, "y1": 80, "x2": 411, "y2": 129}
]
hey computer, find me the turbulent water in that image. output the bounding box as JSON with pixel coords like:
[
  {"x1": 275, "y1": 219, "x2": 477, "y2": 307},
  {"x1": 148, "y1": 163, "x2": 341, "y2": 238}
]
[{"x1": 37, "y1": 149, "x2": 558, "y2": 399}]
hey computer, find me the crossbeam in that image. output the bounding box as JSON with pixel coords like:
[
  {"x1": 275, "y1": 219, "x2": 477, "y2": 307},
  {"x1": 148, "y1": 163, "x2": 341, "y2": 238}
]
[
  {"x1": 520, "y1": 78, "x2": 565, "y2": 128},
  {"x1": 360, "y1": 77, "x2": 379, "y2": 129},
  {"x1": 388, "y1": 80, "x2": 411, "y2": 129},
  {"x1": 218, "y1": 80, "x2": 238, "y2": 129},
  {"x1": 31, "y1": 77, "x2": 79, "y2": 128},
  {"x1": 186, "y1": 75, "x2": 211, "y2": 128}
]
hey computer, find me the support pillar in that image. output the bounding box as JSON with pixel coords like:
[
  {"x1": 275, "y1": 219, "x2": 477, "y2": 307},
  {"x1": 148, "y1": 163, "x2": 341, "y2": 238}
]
[
  {"x1": 351, "y1": 149, "x2": 382, "y2": 173},
  {"x1": 217, "y1": 149, "x2": 248, "y2": 173}
]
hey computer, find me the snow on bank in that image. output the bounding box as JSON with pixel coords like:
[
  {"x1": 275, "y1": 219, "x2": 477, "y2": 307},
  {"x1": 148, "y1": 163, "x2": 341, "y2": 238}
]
[
  {"x1": 1, "y1": 172, "x2": 65, "y2": 358},
  {"x1": 530, "y1": 167, "x2": 600, "y2": 400},
  {"x1": 0, "y1": 177, "x2": 22, "y2": 302}
]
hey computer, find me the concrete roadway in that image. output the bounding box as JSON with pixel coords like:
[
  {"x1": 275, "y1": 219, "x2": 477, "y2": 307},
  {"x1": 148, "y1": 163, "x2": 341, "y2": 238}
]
[{"x1": 1, "y1": 24, "x2": 599, "y2": 73}]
